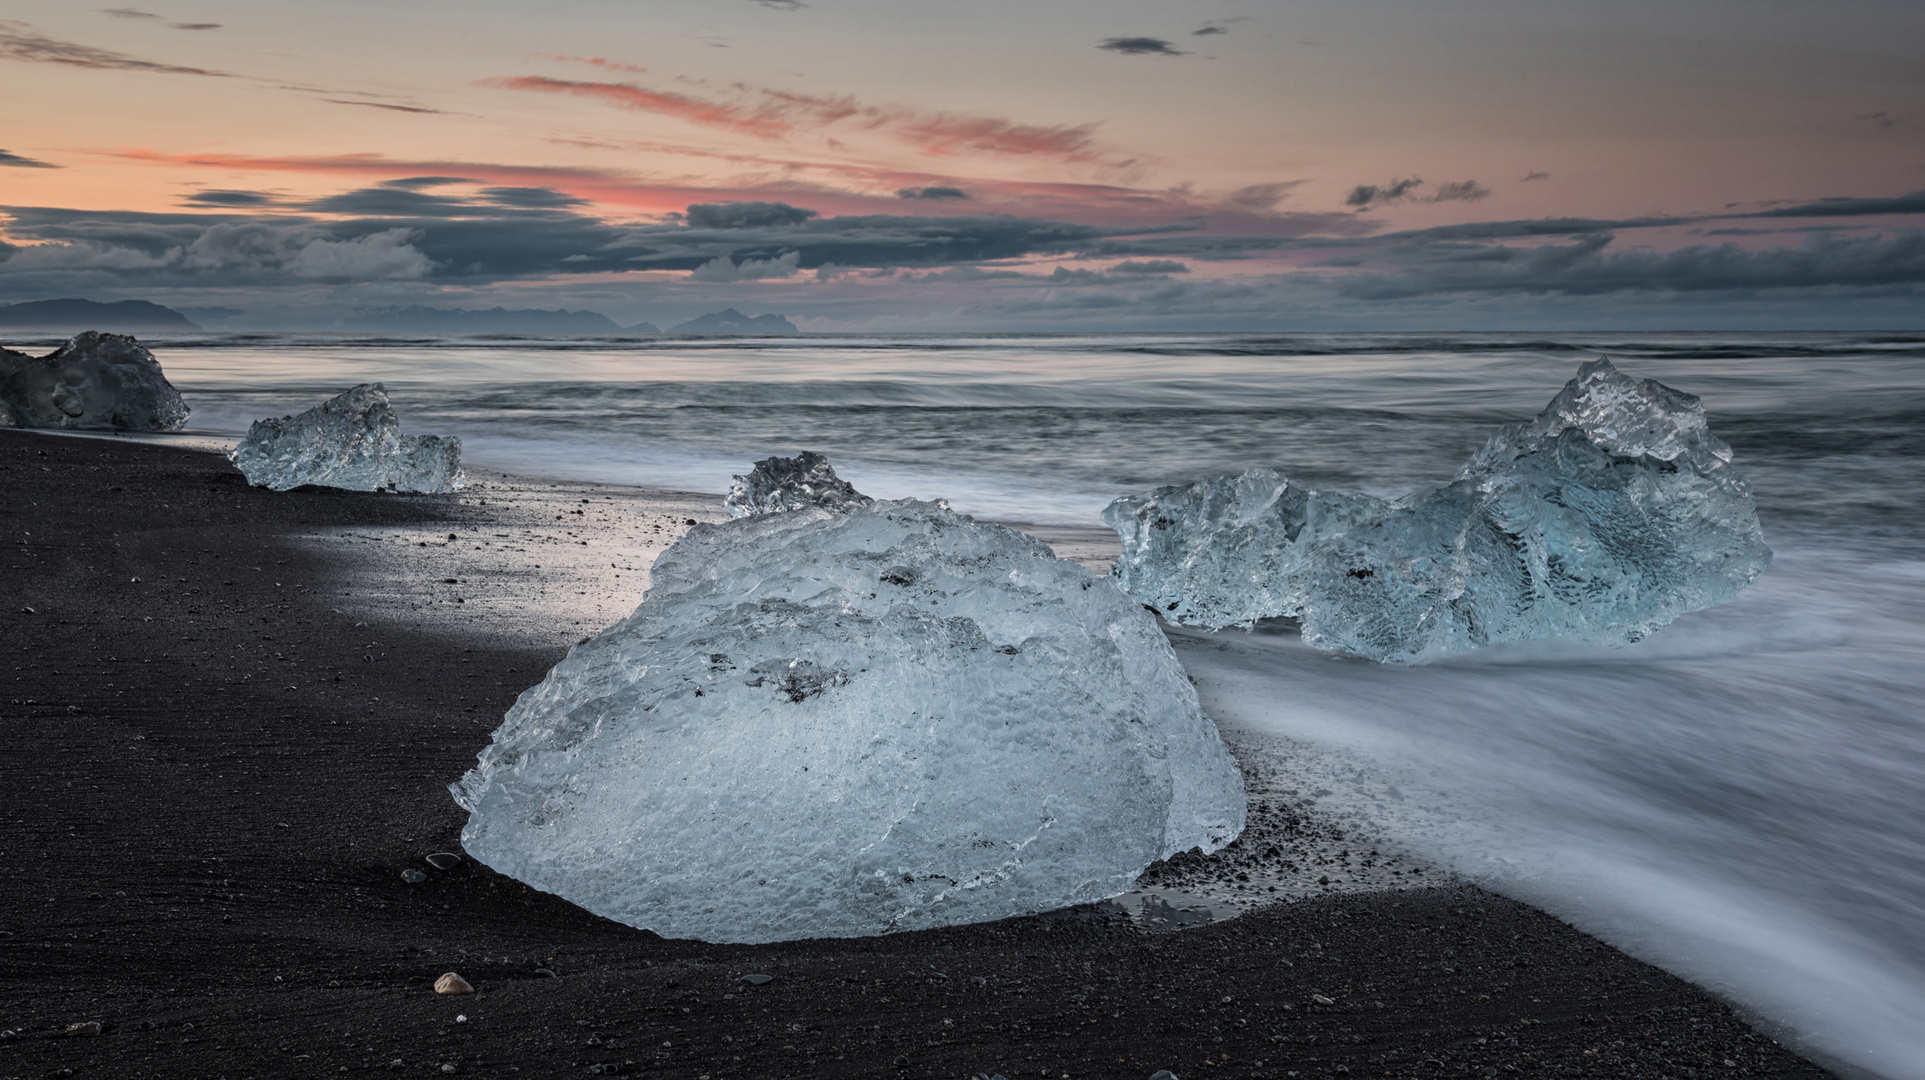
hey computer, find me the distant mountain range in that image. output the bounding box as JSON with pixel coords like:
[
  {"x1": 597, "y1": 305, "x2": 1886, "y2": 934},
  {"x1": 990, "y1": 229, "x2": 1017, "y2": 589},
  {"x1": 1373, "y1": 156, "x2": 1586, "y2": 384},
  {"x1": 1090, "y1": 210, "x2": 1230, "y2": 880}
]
[
  {"x1": 0, "y1": 298, "x2": 200, "y2": 332},
  {"x1": 178, "y1": 306, "x2": 245, "y2": 325},
  {"x1": 347, "y1": 306, "x2": 798, "y2": 335},
  {"x1": 665, "y1": 308, "x2": 799, "y2": 335},
  {"x1": 0, "y1": 298, "x2": 801, "y2": 336},
  {"x1": 344, "y1": 306, "x2": 656, "y2": 334}
]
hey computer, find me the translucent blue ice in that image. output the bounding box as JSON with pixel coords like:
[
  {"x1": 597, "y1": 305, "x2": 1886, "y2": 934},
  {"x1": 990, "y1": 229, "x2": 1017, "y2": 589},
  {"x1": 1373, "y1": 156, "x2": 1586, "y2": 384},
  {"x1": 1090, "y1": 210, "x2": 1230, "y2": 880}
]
[
  {"x1": 1104, "y1": 358, "x2": 1772, "y2": 663},
  {"x1": 230, "y1": 383, "x2": 463, "y2": 494},
  {"x1": 724, "y1": 450, "x2": 872, "y2": 517},
  {"x1": 455, "y1": 499, "x2": 1244, "y2": 943}
]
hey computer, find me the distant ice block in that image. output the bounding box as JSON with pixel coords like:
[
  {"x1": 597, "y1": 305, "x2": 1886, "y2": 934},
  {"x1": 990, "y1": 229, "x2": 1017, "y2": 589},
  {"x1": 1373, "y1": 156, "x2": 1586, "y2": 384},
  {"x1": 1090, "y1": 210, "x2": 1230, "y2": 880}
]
[
  {"x1": 0, "y1": 332, "x2": 189, "y2": 431},
  {"x1": 453, "y1": 499, "x2": 1245, "y2": 944},
  {"x1": 1104, "y1": 358, "x2": 1772, "y2": 662},
  {"x1": 725, "y1": 450, "x2": 872, "y2": 518},
  {"x1": 229, "y1": 383, "x2": 463, "y2": 493}
]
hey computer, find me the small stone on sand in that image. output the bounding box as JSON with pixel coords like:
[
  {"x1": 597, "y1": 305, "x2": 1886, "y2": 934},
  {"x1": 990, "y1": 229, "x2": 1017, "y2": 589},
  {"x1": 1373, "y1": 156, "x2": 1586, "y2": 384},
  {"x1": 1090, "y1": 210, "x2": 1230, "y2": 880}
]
[
  {"x1": 64, "y1": 1020, "x2": 102, "y2": 1037},
  {"x1": 402, "y1": 869, "x2": 427, "y2": 884},
  {"x1": 425, "y1": 852, "x2": 463, "y2": 870},
  {"x1": 434, "y1": 972, "x2": 474, "y2": 995},
  {"x1": 740, "y1": 973, "x2": 773, "y2": 985}
]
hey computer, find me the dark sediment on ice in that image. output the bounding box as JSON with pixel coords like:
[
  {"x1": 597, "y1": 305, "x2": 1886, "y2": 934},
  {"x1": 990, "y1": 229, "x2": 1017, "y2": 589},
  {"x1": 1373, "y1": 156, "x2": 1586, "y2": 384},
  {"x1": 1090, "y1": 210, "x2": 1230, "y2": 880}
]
[{"x1": 0, "y1": 430, "x2": 1835, "y2": 1079}]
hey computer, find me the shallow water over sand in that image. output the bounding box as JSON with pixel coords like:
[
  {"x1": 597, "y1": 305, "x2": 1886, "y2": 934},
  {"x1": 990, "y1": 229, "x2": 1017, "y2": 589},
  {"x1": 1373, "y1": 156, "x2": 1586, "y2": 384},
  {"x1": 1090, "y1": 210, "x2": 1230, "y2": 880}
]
[{"x1": 1176, "y1": 537, "x2": 1925, "y2": 1078}]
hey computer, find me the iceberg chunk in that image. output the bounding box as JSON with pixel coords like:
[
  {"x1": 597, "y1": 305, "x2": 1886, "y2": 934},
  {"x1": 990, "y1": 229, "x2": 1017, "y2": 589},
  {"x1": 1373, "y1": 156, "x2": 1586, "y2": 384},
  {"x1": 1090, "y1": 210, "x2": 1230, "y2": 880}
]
[
  {"x1": 454, "y1": 499, "x2": 1244, "y2": 943},
  {"x1": 1104, "y1": 358, "x2": 1772, "y2": 662},
  {"x1": 1478, "y1": 354, "x2": 1734, "y2": 465},
  {"x1": 0, "y1": 332, "x2": 189, "y2": 431},
  {"x1": 229, "y1": 383, "x2": 463, "y2": 493},
  {"x1": 724, "y1": 450, "x2": 872, "y2": 517},
  {"x1": 1103, "y1": 467, "x2": 1388, "y2": 630}
]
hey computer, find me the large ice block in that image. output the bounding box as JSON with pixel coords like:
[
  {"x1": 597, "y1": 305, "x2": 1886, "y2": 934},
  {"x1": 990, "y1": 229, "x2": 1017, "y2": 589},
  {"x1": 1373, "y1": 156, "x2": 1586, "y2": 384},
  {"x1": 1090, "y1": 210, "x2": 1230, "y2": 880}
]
[
  {"x1": 1104, "y1": 358, "x2": 1772, "y2": 662},
  {"x1": 724, "y1": 450, "x2": 872, "y2": 517},
  {"x1": 454, "y1": 499, "x2": 1245, "y2": 943},
  {"x1": 0, "y1": 332, "x2": 189, "y2": 431},
  {"x1": 229, "y1": 383, "x2": 463, "y2": 493}
]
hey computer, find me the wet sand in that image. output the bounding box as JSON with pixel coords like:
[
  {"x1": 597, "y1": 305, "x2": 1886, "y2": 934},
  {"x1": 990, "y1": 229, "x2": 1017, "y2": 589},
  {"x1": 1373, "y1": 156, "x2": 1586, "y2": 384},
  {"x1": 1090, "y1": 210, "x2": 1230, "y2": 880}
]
[{"x1": 0, "y1": 430, "x2": 1836, "y2": 1079}]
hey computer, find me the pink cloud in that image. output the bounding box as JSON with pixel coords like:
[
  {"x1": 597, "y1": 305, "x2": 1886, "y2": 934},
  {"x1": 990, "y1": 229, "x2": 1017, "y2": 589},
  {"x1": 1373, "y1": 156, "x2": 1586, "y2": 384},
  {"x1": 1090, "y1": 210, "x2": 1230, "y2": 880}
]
[
  {"x1": 536, "y1": 54, "x2": 650, "y2": 75},
  {"x1": 483, "y1": 71, "x2": 1110, "y2": 165},
  {"x1": 755, "y1": 87, "x2": 870, "y2": 126},
  {"x1": 894, "y1": 114, "x2": 1099, "y2": 161},
  {"x1": 481, "y1": 76, "x2": 791, "y2": 137}
]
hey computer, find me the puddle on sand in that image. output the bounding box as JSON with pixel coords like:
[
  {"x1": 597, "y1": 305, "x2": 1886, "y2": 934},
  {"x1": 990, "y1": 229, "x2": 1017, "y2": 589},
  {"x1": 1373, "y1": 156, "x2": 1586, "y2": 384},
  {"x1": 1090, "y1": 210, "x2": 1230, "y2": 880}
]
[
  {"x1": 1110, "y1": 888, "x2": 1225, "y2": 930},
  {"x1": 1039, "y1": 888, "x2": 1228, "y2": 932}
]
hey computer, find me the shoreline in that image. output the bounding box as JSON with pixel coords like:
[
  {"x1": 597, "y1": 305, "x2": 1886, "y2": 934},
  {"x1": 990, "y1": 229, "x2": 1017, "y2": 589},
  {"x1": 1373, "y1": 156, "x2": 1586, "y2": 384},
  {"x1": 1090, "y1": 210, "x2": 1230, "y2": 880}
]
[{"x1": 0, "y1": 430, "x2": 1837, "y2": 1078}]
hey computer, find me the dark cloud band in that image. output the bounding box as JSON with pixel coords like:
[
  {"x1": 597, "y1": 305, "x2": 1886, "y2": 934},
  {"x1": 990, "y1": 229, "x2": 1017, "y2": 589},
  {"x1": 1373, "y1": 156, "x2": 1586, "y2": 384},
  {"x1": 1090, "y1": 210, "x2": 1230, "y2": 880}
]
[
  {"x1": 1097, "y1": 37, "x2": 1183, "y2": 55},
  {"x1": 897, "y1": 187, "x2": 970, "y2": 201},
  {"x1": 0, "y1": 149, "x2": 58, "y2": 169},
  {"x1": 0, "y1": 19, "x2": 230, "y2": 76}
]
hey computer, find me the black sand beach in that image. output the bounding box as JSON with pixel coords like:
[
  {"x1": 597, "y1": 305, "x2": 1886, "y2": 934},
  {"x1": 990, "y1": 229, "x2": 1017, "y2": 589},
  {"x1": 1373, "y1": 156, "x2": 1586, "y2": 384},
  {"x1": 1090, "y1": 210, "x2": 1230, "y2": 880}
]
[{"x1": 1, "y1": 430, "x2": 1835, "y2": 1079}]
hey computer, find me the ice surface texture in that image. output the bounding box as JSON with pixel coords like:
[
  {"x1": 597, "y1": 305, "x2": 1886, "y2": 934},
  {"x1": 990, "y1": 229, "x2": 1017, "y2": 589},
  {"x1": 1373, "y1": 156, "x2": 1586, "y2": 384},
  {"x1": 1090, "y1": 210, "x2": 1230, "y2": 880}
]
[
  {"x1": 229, "y1": 383, "x2": 463, "y2": 493},
  {"x1": 0, "y1": 332, "x2": 189, "y2": 431},
  {"x1": 1104, "y1": 358, "x2": 1772, "y2": 663},
  {"x1": 725, "y1": 450, "x2": 873, "y2": 517},
  {"x1": 454, "y1": 499, "x2": 1245, "y2": 943}
]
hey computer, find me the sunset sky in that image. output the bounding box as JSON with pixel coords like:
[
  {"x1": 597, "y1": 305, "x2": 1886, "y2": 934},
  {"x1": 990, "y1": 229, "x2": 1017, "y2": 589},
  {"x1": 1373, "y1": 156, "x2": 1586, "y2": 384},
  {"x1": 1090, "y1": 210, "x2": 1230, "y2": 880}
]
[{"x1": 3, "y1": 0, "x2": 1923, "y2": 329}]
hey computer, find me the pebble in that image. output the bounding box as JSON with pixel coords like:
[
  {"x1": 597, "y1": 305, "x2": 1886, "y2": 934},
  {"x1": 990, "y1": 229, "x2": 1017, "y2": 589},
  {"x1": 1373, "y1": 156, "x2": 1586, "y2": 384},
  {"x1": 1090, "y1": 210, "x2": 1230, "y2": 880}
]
[
  {"x1": 1312, "y1": 993, "x2": 1336, "y2": 1006},
  {"x1": 426, "y1": 852, "x2": 463, "y2": 870},
  {"x1": 740, "y1": 973, "x2": 773, "y2": 985},
  {"x1": 1150, "y1": 1072, "x2": 1181, "y2": 1080},
  {"x1": 402, "y1": 869, "x2": 427, "y2": 884},
  {"x1": 64, "y1": 1021, "x2": 102, "y2": 1037},
  {"x1": 434, "y1": 972, "x2": 475, "y2": 995}
]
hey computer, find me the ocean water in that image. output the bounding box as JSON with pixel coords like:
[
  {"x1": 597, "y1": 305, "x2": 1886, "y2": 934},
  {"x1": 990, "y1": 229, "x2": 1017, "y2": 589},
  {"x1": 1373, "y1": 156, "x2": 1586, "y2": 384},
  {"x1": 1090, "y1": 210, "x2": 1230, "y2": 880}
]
[{"x1": 48, "y1": 329, "x2": 1925, "y2": 1078}]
